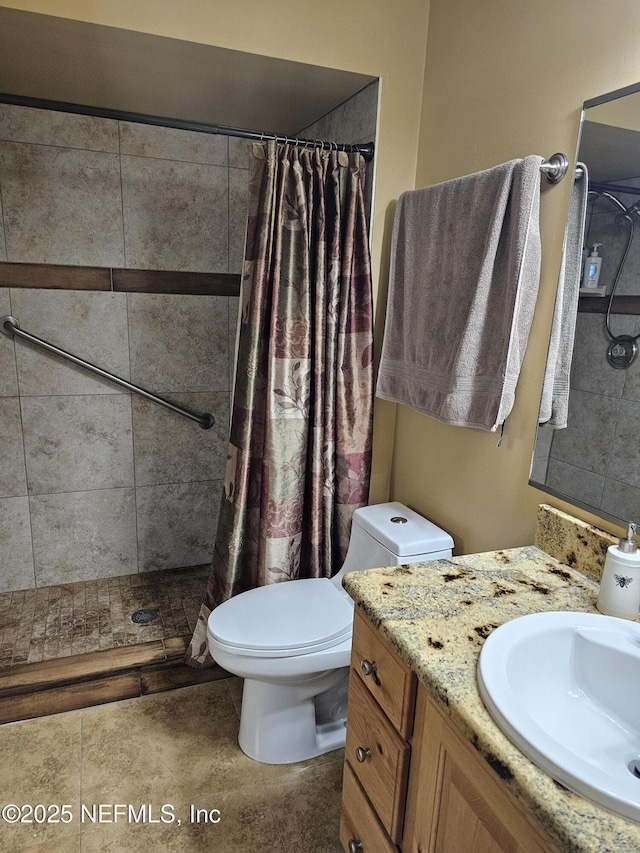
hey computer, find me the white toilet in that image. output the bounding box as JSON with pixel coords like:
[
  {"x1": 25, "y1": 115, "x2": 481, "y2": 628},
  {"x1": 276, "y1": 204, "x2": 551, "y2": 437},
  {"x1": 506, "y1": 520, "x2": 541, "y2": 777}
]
[{"x1": 206, "y1": 501, "x2": 453, "y2": 764}]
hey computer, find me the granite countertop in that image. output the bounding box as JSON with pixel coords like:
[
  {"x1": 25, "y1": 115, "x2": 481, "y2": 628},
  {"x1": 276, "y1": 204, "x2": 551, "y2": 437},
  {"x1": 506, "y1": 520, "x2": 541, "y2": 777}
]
[{"x1": 343, "y1": 542, "x2": 640, "y2": 853}]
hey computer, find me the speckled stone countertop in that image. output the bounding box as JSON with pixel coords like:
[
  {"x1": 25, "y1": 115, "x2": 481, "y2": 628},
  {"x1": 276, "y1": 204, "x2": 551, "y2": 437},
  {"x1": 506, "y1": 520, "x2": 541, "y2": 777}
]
[{"x1": 343, "y1": 540, "x2": 640, "y2": 853}]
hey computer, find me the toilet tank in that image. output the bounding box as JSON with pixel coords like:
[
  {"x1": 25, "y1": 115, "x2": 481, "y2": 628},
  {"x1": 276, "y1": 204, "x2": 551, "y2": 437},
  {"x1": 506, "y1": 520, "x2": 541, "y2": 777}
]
[{"x1": 336, "y1": 501, "x2": 453, "y2": 581}]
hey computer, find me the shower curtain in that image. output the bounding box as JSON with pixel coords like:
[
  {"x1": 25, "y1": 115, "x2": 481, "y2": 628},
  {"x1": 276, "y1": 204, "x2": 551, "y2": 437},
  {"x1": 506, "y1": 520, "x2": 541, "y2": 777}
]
[{"x1": 186, "y1": 141, "x2": 374, "y2": 667}]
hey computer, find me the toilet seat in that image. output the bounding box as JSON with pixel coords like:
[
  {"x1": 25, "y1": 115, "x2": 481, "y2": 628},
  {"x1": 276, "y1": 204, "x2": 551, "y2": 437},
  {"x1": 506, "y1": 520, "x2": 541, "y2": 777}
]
[{"x1": 207, "y1": 577, "x2": 354, "y2": 658}]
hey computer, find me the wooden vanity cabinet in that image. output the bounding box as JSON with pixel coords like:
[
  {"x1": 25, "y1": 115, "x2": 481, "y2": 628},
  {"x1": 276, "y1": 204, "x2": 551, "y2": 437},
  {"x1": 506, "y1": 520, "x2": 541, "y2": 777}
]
[{"x1": 340, "y1": 608, "x2": 560, "y2": 853}]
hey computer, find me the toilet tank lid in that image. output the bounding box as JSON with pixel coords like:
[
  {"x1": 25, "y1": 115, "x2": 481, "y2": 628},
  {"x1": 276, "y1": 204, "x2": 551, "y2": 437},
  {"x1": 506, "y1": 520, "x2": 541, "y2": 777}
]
[{"x1": 353, "y1": 502, "x2": 453, "y2": 557}]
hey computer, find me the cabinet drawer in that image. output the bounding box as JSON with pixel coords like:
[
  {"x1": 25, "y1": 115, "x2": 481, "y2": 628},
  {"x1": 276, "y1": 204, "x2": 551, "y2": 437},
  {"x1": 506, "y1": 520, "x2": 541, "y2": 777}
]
[
  {"x1": 346, "y1": 669, "x2": 410, "y2": 843},
  {"x1": 340, "y1": 762, "x2": 397, "y2": 853},
  {"x1": 352, "y1": 607, "x2": 416, "y2": 737}
]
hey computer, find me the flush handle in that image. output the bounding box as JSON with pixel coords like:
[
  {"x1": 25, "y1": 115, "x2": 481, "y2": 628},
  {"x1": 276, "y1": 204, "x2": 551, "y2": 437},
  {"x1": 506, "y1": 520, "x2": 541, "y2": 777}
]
[
  {"x1": 355, "y1": 746, "x2": 371, "y2": 763},
  {"x1": 348, "y1": 840, "x2": 363, "y2": 853},
  {"x1": 360, "y1": 659, "x2": 380, "y2": 685}
]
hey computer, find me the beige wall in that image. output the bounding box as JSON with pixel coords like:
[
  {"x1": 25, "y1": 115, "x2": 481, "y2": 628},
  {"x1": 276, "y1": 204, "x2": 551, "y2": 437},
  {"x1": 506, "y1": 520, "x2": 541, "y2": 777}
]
[{"x1": 389, "y1": 0, "x2": 640, "y2": 552}]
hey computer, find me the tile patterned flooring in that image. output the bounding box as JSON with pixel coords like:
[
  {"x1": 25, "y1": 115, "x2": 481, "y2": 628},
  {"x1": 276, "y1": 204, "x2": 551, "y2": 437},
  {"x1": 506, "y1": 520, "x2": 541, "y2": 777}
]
[
  {"x1": 0, "y1": 678, "x2": 344, "y2": 853},
  {"x1": 0, "y1": 566, "x2": 209, "y2": 668}
]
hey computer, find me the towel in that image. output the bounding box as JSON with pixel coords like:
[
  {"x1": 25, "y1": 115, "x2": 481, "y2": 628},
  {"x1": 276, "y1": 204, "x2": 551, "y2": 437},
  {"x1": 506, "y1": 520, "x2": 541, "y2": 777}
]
[
  {"x1": 376, "y1": 155, "x2": 543, "y2": 432},
  {"x1": 538, "y1": 162, "x2": 588, "y2": 428}
]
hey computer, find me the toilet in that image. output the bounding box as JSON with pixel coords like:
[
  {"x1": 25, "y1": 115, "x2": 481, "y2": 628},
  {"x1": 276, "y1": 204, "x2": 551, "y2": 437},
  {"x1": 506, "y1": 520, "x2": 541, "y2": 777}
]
[{"x1": 206, "y1": 501, "x2": 453, "y2": 764}]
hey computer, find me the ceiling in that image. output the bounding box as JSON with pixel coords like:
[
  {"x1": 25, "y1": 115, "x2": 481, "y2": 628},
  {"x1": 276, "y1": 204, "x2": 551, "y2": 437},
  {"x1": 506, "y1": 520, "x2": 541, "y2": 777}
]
[{"x1": 0, "y1": 7, "x2": 376, "y2": 135}]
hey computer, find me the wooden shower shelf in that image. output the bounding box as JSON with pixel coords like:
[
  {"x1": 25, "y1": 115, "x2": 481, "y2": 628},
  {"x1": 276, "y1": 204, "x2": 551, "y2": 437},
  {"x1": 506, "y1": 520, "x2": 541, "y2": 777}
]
[
  {"x1": 0, "y1": 637, "x2": 228, "y2": 725},
  {"x1": 578, "y1": 294, "x2": 640, "y2": 314}
]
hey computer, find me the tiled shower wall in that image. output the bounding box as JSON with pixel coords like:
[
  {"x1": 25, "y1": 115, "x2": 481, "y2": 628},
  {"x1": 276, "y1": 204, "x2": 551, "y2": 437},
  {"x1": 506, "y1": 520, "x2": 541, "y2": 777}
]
[
  {"x1": 533, "y1": 192, "x2": 640, "y2": 521},
  {"x1": 0, "y1": 104, "x2": 248, "y2": 593},
  {"x1": 0, "y1": 84, "x2": 378, "y2": 595},
  {"x1": 298, "y1": 81, "x2": 378, "y2": 224}
]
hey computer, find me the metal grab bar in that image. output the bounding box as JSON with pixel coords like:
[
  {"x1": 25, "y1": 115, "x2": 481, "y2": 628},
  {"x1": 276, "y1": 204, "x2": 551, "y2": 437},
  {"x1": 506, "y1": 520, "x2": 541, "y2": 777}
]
[{"x1": 0, "y1": 315, "x2": 214, "y2": 430}]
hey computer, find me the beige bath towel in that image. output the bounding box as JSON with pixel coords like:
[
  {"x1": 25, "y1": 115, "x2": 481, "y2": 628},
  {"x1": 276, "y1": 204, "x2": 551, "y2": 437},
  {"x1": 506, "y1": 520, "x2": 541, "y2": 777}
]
[
  {"x1": 376, "y1": 155, "x2": 543, "y2": 432},
  {"x1": 538, "y1": 162, "x2": 588, "y2": 428}
]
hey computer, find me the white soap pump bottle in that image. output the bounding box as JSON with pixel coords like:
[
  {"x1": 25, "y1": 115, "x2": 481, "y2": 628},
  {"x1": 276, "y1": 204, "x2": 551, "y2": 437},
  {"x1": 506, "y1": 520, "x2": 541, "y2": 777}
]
[
  {"x1": 596, "y1": 522, "x2": 640, "y2": 620},
  {"x1": 583, "y1": 243, "x2": 603, "y2": 289}
]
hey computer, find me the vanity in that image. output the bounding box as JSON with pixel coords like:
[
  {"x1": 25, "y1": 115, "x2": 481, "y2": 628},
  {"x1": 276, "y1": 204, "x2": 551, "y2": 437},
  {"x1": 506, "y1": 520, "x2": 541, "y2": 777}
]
[{"x1": 338, "y1": 505, "x2": 640, "y2": 853}]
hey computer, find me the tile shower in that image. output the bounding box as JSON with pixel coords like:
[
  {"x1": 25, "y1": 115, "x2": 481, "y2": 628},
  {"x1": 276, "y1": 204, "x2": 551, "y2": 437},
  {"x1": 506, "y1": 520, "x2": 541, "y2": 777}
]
[
  {"x1": 534, "y1": 190, "x2": 640, "y2": 522},
  {"x1": 0, "y1": 104, "x2": 245, "y2": 671},
  {"x1": 0, "y1": 82, "x2": 378, "y2": 672}
]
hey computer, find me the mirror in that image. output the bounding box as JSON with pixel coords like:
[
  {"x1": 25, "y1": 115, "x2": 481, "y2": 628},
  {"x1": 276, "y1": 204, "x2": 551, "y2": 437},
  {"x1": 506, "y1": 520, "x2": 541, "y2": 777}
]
[{"x1": 531, "y1": 83, "x2": 640, "y2": 524}]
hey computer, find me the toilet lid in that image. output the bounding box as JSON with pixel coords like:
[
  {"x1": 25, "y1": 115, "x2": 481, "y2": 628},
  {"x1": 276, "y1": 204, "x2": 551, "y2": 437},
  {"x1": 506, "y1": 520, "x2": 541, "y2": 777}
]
[{"x1": 207, "y1": 578, "x2": 354, "y2": 657}]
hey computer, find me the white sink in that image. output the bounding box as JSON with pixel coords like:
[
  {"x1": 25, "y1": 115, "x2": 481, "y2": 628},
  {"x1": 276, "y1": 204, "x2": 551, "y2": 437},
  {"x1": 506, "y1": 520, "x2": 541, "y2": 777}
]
[{"x1": 477, "y1": 611, "x2": 640, "y2": 823}]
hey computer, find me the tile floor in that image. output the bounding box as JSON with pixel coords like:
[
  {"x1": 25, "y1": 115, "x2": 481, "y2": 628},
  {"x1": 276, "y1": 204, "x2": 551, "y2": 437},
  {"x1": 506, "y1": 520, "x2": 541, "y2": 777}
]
[
  {"x1": 0, "y1": 677, "x2": 344, "y2": 853},
  {"x1": 0, "y1": 566, "x2": 209, "y2": 667}
]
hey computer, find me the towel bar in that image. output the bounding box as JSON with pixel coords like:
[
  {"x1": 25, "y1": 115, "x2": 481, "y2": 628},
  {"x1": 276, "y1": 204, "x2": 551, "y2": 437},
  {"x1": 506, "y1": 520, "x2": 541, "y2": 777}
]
[{"x1": 540, "y1": 153, "x2": 570, "y2": 184}]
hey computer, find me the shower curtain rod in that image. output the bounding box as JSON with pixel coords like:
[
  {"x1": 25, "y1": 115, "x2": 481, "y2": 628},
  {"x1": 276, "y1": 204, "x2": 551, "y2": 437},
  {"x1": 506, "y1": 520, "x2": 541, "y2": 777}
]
[{"x1": 0, "y1": 93, "x2": 375, "y2": 162}]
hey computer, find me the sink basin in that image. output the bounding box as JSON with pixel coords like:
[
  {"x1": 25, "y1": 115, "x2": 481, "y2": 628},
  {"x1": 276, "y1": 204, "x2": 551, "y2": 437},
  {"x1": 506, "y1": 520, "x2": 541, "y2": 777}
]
[{"x1": 477, "y1": 611, "x2": 640, "y2": 823}]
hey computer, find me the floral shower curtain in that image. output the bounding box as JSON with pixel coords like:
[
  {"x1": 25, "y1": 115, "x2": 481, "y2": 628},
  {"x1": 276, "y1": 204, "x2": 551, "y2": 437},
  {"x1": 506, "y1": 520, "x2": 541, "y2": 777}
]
[{"x1": 186, "y1": 141, "x2": 374, "y2": 666}]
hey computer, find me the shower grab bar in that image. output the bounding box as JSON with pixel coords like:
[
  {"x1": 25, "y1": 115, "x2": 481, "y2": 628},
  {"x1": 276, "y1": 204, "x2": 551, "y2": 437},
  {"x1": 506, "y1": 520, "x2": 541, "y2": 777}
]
[{"x1": 0, "y1": 315, "x2": 214, "y2": 429}]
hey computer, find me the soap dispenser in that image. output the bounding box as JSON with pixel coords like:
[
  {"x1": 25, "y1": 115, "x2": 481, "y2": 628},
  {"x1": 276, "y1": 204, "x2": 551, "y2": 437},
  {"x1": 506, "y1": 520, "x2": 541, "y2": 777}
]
[
  {"x1": 580, "y1": 243, "x2": 605, "y2": 295},
  {"x1": 596, "y1": 522, "x2": 640, "y2": 620}
]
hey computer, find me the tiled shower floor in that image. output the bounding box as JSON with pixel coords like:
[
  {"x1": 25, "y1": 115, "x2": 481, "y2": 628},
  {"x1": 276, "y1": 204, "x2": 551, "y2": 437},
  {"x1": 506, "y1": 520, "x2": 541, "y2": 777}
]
[{"x1": 0, "y1": 565, "x2": 209, "y2": 668}]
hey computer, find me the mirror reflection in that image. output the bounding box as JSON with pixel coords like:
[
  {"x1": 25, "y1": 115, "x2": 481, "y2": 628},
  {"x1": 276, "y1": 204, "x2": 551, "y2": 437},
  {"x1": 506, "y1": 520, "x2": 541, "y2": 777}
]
[{"x1": 531, "y1": 85, "x2": 640, "y2": 523}]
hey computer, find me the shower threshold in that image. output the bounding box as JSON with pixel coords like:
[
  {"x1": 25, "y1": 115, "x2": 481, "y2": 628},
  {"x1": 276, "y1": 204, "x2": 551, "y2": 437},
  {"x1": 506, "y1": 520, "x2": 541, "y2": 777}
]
[{"x1": 0, "y1": 565, "x2": 227, "y2": 724}]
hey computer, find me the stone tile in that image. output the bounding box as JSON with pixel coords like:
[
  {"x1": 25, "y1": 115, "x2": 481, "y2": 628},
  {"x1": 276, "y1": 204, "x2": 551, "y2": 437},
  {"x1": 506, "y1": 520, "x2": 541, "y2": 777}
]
[
  {"x1": 21, "y1": 395, "x2": 134, "y2": 494},
  {"x1": 229, "y1": 297, "x2": 239, "y2": 392},
  {"x1": 0, "y1": 142, "x2": 124, "y2": 266},
  {"x1": 606, "y1": 398, "x2": 640, "y2": 488},
  {"x1": 121, "y1": 155, "x2": 228, "y2": 272},
  {"x1": 297, "y1": 80, "x2": 378, "y2": 145},
  {"x1": 601, "y1": 477, "x2": 640, "y2": 523},
  {"x1": 227, "y1": 677, "x2": 243, "y2": 718},
  {"x1": 127, "y1": 293, "x2": 229, "y2": 393},
  {"x1": 570, "y1": 313, "x2": 626, "y2": 397},
  {"x1": 0, "y1": 397, "x2": 26, "y2": 497},
  {"x1": 529, "y1": 455, "x2": 548, "y2": 484},
  {"x1": 119, "y1": 121, "x2": 228, "y2": 165},
  {"x1": 80, "y1": 788, "x2": 285, "y2": 853},
  {"x1": 30, "y1": 490, "x2": 137, "y2": 586},
  {"x1": 0, "y1": 711, "x2": 81, "y2": 851},
  {"x1": 229, "y1": 167, "x2": 249, "y2": 274},
  {"x1": 0, "y1": 192, "x2": 6, "y2": 261},
  {"x1": 0, "y1": 103, "x2": 119, "y2": 151},
  {"x1": 228, "y1": 137, "x2": 252, "y2": 169},
  {"x1": 266, "y1": 756, "x2": 344, "y2": 852},
  {"x1": 621, "y1": 324, "x2": 640, "y2": 402},
  {"x1": 15, "y1": 835, "x2": 81, "y2": 852},
  {"x1": 10, "y1": 290, "x2": 130, "y2": 396},
  {"x1": 545, "y1": 458, "x2": 605, "y2": 509},
  {"x1": 80, "y1": 681, "x2": 257, "y2": 804},
  {"x1": 0, "y1": 288, "x2": 17, "y2": 395},
  {"x1": 136, "y1": 481, "x2": 221, "y2": 571},
  {"x1": 132, "y1": 391, "x2": 229, "y2": 486},
  {"x1": 531, "y1": 423, "x2": 553, "y2": 477},
  {"x1": 549, "y1": 388, "x2": 619, "y2": 475},
  {"x1": 0, "y1": 497, "x2": 35, "y2": 592}
]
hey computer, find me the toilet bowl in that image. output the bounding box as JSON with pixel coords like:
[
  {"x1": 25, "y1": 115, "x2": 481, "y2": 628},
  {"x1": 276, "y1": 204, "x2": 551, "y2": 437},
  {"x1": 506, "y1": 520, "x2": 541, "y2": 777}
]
[{"x1": 206, "y1": 501, "x2": 453, "y2": 764}]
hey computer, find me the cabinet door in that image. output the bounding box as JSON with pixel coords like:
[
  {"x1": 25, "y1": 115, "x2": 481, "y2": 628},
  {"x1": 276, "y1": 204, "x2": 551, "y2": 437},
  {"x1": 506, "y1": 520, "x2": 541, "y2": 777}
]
[{"x1": 403, "y1": 684, "x2": 559, "y2": 853}]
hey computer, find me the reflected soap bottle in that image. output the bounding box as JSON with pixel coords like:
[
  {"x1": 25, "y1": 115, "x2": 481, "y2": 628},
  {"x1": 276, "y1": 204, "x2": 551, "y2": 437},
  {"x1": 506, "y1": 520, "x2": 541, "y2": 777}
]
[{"x1": 596, "y1": 522, "x2": 640, "y2": 620}]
